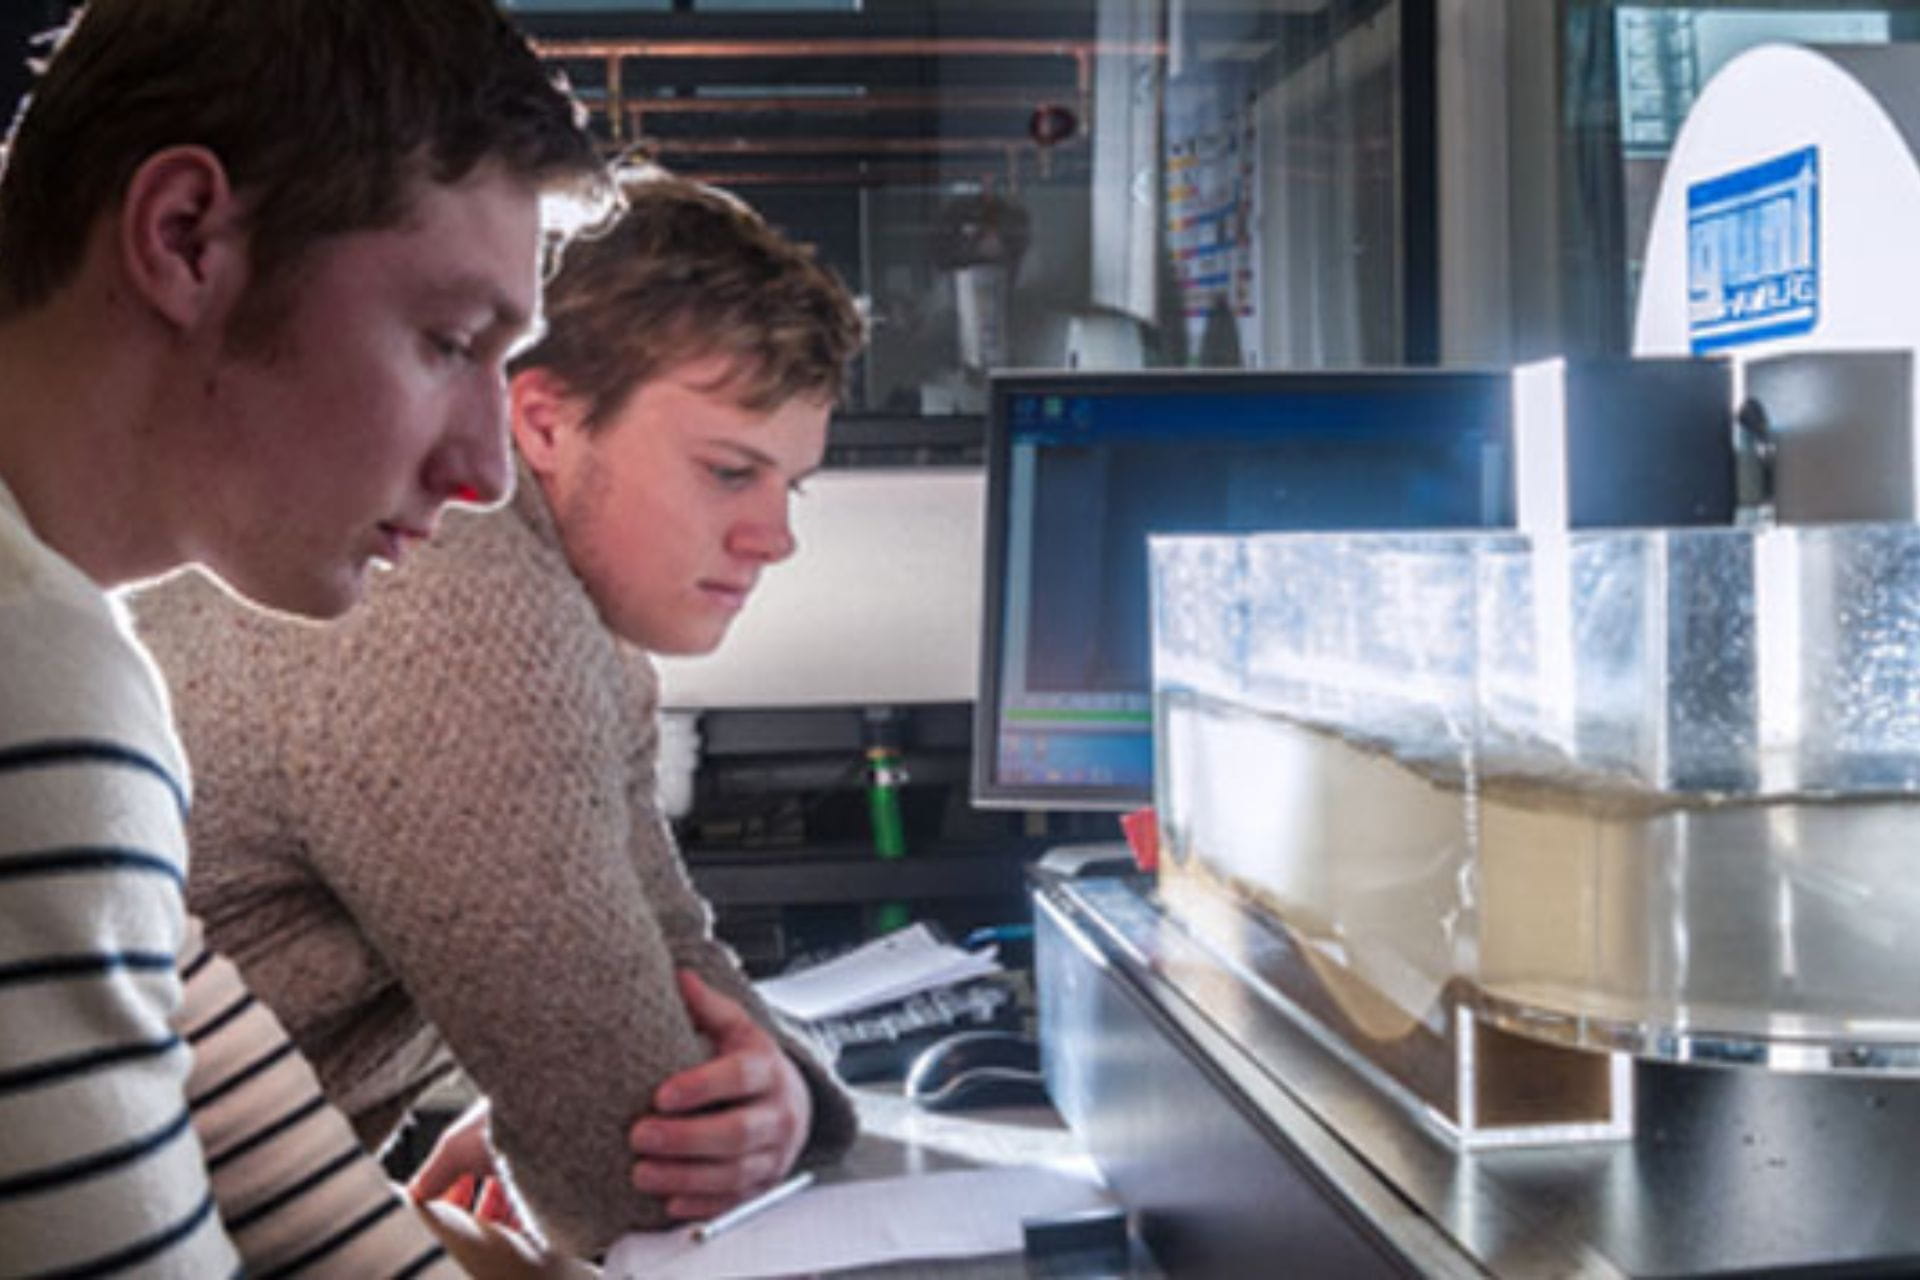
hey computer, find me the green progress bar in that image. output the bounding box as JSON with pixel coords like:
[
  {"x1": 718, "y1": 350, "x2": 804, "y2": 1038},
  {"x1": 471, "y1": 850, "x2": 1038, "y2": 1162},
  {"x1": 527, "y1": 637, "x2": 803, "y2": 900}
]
[{"x1": 1005, "y1": 707, "x2": 1151, "y2": 725}]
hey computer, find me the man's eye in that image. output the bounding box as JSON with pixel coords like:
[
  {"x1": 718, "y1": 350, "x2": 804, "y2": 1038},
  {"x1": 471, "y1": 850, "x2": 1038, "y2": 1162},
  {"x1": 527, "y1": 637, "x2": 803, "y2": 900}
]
[
  {"x1": 429, "y1": 332, "x2": 475, "y2": 362},
  {"x1": 709, "y1": 463, "x2": 756, "y2": 487}
]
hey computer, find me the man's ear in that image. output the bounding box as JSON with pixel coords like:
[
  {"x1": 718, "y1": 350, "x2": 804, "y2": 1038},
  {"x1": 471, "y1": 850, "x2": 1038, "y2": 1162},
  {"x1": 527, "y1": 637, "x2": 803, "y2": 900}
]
[
  {"x1": 117, "y1": 145, "x2": 245, "y2": 330},
  {"x1": 509, "y1": 366, "x2": 588, "y2": 477}
]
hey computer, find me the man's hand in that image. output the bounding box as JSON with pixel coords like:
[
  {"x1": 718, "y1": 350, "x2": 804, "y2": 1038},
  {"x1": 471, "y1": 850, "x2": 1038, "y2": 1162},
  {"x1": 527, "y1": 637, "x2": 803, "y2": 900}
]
[
  {"x1": 627, "y1": 970, "x2": 813, "y2": 1221},
  {"x1": 408, "y1": 1099, "x2": 523, "y2": 1231},
  {"x1": 415, "y1": 1199, "x2": 595, "y2": 1279}
]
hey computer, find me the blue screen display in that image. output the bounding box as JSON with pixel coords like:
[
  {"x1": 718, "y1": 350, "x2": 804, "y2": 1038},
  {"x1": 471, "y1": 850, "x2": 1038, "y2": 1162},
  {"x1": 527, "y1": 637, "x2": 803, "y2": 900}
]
[{"x1": 974, "y1": 370, "x2": 1514, "y2": 811}]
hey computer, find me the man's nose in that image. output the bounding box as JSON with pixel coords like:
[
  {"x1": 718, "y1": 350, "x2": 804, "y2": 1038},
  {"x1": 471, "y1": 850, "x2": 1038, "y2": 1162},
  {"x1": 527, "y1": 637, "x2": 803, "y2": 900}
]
[
  {"x1": 727, "y1": 495, "x2": 798, "y2": 564},
  {"x1": 432, "y1": 376, "x2": 514, "y2": 510}
]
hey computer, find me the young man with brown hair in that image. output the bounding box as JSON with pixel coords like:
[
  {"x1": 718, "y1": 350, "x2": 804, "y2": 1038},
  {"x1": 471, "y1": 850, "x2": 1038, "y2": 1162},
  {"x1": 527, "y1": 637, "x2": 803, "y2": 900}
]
[
  {"x1": 0, "y1": 0, "x2": 605, "y2": 1273},
  {"x1": 137, "y1": 175, "x2": 868, "y2": 1257}
]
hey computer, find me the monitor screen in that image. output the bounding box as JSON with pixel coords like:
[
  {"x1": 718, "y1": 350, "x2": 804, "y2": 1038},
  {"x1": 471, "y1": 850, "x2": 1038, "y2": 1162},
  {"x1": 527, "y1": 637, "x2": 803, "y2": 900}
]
[{"x1": 972, "y1": 369, "x2": 1516, "y2": 811}]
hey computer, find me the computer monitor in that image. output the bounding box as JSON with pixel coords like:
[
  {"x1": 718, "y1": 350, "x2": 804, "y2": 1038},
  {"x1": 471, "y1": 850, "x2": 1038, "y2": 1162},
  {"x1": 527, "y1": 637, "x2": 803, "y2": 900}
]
[{"x1": 971, "y1": 368, "x2": 1516, "y2": 811}]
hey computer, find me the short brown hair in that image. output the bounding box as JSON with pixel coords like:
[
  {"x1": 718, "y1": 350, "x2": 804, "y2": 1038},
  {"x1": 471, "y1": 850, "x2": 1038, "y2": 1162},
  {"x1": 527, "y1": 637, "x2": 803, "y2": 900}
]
[
  {"x1": 512, "y1": 175, "x2": 864, "y2": 428},
  {"x1": 0, "y1": 0, "x2": 607, "y2": 319}
]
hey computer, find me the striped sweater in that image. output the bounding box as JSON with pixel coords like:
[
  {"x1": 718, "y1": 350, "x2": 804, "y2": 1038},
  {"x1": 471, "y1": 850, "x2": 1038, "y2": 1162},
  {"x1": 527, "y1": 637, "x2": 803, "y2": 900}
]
[{"x1": 0, "y1": 478, "x2": 456, "y2": 1278}]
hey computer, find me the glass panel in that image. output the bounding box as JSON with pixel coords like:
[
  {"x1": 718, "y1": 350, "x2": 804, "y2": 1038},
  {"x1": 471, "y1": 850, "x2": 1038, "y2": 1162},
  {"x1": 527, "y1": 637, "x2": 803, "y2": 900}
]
[
  {"x1": 518, "y1": 0, "x2": 1423, "y2": 418},
  {"x1": 1153, "y1": 523, "x2": 1920, "y2": 1072}
]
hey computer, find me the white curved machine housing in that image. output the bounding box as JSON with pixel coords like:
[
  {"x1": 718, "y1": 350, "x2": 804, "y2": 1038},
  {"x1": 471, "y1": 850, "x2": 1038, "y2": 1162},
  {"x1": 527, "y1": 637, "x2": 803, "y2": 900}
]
[{"x1": 1635, "y1": 43, "x2": 1920, "y2": 521}]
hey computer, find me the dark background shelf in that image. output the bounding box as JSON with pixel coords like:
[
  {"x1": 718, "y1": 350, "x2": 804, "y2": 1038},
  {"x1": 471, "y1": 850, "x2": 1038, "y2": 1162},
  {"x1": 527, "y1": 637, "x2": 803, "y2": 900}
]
[{"x1": 677, "y1": 702, "x2": 1122, "y2": 974}]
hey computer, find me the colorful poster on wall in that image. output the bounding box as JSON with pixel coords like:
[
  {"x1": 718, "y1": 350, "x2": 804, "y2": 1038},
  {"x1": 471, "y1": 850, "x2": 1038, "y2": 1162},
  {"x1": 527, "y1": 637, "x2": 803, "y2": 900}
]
[{"x1": 1164, "y1": 65, "x2": 1262, "y2": 365}]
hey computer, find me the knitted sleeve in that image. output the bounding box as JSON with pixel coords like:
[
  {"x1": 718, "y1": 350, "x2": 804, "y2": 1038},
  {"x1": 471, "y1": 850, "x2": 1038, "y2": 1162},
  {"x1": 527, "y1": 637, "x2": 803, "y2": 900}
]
[
  {"x1": 618, "y1": 654, "x2": 858, "y2": 1167},
  {"x1": 281, "y1": 548, "x2": 714, "y2": 1257}
]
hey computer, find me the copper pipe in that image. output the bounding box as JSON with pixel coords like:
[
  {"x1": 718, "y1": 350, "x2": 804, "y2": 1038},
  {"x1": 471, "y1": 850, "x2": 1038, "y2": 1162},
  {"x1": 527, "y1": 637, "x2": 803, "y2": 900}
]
[
  {"x1": 605, "y1": 54, "x2": 623, "y2": 143},
  {"x1": 642, "y1": 134, "x2": 1076, "y2": 157},
  {"x1": 536, "y1": 37, "x2": 1163, "y2": 61},
  {"x1": 537, "y1": 34, "x2": 1148, "y2": 168},
  {"x1": 622, "y1": 89, "x2": 1059, "y2": 116},
  {"x1": 672, "y1": 166, "x2": 1001, "y2": 189}
]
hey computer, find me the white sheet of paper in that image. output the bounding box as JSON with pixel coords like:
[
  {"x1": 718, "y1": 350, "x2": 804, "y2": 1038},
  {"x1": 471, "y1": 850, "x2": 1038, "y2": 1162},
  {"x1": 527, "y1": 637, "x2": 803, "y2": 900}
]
[
  {"x1": 603, "y1": 1165, "x2": 1112, "y2": 1280},
  {"x1": 754, "y1": 923, "x2": 1002, "y2": 1022}
]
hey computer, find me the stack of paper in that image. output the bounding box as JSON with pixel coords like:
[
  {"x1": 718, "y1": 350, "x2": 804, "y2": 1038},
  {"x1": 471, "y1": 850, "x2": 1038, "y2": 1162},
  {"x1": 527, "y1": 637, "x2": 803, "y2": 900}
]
[{"x1": 755, "y1": 923, "x2": 1001, "y2": 1022}]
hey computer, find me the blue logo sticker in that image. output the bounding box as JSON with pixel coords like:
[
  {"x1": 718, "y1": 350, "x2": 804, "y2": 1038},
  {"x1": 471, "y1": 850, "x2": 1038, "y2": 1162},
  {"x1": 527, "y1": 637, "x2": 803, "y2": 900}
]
[{"x1": 1687, "y1": 146, "x2": 1819, "y2": 353}]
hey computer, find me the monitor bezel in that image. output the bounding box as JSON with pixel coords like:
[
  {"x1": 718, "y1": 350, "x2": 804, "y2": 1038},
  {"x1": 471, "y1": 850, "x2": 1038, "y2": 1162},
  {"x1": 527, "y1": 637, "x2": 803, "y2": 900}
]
[{"x1": 969, "y1": 365, "x2": 1516, "y2": 813}]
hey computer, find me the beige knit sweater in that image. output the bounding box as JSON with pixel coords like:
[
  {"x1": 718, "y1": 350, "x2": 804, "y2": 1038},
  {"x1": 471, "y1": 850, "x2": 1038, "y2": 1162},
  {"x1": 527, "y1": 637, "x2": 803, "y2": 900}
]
[{"x1": 132, "y1": 471, "x2": 856, "y2": 1257}]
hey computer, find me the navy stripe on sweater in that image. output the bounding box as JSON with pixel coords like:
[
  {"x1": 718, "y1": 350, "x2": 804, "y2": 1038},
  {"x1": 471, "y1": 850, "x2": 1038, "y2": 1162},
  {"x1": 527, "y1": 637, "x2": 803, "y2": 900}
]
[
  {"x1": 26, "y1": 1189, "x2": 220, "y2": 1280},
  {"x1": 255, "y1": 1195, "x2": 409, "y2": 1279},
  {"x1": 0, "y1": 846, "x2": 184, "y2": 888},
  {"x1": 0, "y1": 950, "x2": 174, "y2": 988},
  {"x1": 227, "y1": 1144, "x2": 362, "y2": 1232},
  {"x1": 0, "y1": 738, "x2": 187, "y2": 819},
  {"x1": 186, "y1": 1037, "x2": 300, "y2": 1111},
  {"x1": 206, "y1": 1094, "x2": 330, "y2": 1172},
  {"x1": 183, "y1": 990, "x2": 256, "y2": 1046},
  {"x1": 0, "y1": 1033, "x2": 181, "y2": 1096},
  {"x1": 180, "y1": 942, "x2": 215, "y2": 983},
  {"x1": 394, "y1": 1242, "x2": 452, "y2": 1278},
  {"x1": 0, "y1": 1106, "x2": 193, "y2": 1199}
]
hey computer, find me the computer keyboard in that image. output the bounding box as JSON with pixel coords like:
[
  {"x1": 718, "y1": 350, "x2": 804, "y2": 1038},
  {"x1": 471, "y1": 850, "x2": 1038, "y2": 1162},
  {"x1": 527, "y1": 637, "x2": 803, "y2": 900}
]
[{"x1": 798, "y1": 977, "x2": 1026, "y2": 1083}]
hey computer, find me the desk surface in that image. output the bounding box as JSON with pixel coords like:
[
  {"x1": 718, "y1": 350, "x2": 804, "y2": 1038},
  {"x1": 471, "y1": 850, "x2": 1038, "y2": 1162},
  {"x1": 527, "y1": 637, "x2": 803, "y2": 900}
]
[
  {"x1": 409, "y1": 1063, "x2": 1148, "y2": 1277},
  {"x1": 821, "y1": 1087, "x2": 1159, "y2": 1279}
]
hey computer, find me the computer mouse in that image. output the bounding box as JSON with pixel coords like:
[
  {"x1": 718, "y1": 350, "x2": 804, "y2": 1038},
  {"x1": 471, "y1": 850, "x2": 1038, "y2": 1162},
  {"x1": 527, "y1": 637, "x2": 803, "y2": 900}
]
[{"x1": 903, "y1": 1030, "x2": 1049, "y2": 1112}]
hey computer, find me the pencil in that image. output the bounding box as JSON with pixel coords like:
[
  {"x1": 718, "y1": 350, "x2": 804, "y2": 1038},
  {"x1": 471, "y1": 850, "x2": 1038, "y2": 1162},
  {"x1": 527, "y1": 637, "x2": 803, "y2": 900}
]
[{"x1": 691, "y1": 1170, "x2": 816, "y2": 1244}]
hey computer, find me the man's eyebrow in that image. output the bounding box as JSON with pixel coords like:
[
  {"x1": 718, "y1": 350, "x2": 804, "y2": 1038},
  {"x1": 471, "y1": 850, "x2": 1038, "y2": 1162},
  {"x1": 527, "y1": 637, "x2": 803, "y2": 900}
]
[
  {"x1": 420, "y1": 275, "x2": 532, "y2": 333},
  {"x1": 708, "y1": 438, "x2": 819, "y2": 483},
  {"x1": 707, "y1": 440, "x2": 777, "y2": 468},
  {"x1": 490, "y1": 297, "x2": 533, "y2": 334}
]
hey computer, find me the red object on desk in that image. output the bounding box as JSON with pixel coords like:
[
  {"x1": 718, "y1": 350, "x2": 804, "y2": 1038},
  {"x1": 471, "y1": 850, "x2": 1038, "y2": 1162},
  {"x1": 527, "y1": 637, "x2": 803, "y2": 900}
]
[{"x1": 1119, "y1": 807, "x2": 1159, "y2": 873}]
